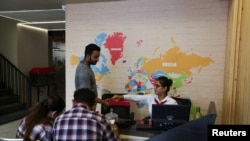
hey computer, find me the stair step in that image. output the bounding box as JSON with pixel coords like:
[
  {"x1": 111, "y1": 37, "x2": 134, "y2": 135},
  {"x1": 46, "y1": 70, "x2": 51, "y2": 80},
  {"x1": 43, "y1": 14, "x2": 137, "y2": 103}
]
[
  {"x1": 0, "y1": 88, "x2": 13, "y2": 95},
  {"x1": 0, "y1": 81, "x2": 5, "y2": 88},
  {"x1": 0, "y1": 103, "x2": 26, "y2": 115},
  {"x1": 0, "y1": 95, "x2": 19, "y2": 106},
  {"x1": 0, "y1": 109, "x2": 27, "y2": 125}
]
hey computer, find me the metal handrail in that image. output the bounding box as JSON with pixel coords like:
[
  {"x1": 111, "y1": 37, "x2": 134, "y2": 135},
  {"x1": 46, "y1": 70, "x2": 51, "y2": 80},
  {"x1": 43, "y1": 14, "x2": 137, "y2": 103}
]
[{"x1": 0, "y1": 53, "x2": 30, "y2": 107}]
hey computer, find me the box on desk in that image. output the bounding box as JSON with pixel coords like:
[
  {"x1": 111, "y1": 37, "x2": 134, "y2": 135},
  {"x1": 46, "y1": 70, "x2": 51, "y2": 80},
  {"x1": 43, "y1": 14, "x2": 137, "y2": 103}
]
[{"x1": 29, "y1": 67, "x2": 56, "y2": 84}]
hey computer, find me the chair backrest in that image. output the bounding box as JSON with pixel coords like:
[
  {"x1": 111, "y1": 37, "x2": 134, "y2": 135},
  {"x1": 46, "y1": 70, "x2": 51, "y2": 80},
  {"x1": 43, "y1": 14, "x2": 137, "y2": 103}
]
[
  {"x1": 207, "y1": 101, "x2": 217, "y2": 115},
  {"x1": 171, "y1": 97, "x2": 192, "y2": 106}
]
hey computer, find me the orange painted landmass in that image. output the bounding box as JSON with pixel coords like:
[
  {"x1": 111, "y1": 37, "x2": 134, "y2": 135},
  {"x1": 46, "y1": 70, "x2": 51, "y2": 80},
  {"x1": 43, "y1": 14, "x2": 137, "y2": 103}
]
[{"x1": 143, "y1": 46, "x2": 214, "y2": 76}]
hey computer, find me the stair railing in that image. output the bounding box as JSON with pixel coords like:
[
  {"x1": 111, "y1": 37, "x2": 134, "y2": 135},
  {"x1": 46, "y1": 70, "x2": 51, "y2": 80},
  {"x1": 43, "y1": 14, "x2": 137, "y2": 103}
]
[{"x1": 0, "y1": 53, "x2": 30, "y2": 107}]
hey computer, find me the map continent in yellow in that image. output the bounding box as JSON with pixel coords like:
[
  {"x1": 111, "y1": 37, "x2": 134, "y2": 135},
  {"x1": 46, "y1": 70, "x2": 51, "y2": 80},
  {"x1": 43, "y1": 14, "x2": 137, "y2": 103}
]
[{"x1": 143, "y1": 46, "x2": 214, "y2": 77}]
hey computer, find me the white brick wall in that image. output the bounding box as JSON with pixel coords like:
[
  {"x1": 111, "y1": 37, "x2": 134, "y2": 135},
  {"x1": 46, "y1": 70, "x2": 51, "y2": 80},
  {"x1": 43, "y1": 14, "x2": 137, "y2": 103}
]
[{"x1": 66, "y1": 0, "x2": 228, "y2": 123}]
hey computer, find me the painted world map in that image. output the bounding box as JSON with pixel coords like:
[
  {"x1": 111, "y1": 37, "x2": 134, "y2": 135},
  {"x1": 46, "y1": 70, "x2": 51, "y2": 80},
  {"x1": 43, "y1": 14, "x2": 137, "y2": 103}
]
[{"x1": 70, "y1": 32, "x2": 214, "y2": 97}]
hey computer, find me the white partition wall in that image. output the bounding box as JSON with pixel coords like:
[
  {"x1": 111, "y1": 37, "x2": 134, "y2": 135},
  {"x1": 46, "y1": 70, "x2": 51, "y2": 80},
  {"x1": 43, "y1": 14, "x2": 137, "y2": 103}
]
[{"x1": 65, "y1": 0, "x2": 228, "y2": 123}]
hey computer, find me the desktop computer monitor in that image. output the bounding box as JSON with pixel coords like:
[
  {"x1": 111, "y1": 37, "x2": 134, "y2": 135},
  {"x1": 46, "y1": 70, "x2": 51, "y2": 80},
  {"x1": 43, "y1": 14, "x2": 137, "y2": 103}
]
[
  {"x1": 147, "y1": 101, "x2": 217, "y2": 141},
  {"x1": 151, "y1": 104, "x2": 191, "y2": 130}
]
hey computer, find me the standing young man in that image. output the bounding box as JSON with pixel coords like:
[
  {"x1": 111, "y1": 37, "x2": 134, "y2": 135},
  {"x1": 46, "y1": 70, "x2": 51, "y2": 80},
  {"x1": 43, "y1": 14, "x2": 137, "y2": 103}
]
[{"x1": 75, "y1": 43, "x2": 108, "y2": 107}]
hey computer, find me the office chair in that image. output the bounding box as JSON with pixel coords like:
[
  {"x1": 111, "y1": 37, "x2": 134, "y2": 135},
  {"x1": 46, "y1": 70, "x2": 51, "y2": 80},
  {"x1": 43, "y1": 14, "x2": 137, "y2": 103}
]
[{"x1": 171, "y1": 97, "x2": 192, "y2": 106}]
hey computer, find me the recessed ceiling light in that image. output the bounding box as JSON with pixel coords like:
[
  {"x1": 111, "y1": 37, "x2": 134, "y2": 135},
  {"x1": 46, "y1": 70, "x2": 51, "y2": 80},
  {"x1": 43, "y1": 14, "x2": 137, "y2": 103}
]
[
  {"x1": 22, "y1": 21, "x2": 66, "y2": 25},
  {"x1": 0, "y1": 9, "x2": 63, "y2": 14}
]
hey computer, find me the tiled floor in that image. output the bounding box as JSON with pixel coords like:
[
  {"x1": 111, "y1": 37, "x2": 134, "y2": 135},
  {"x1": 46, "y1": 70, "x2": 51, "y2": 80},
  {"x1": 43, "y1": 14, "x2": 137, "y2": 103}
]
[{"x1": 0, "y1": 119, "x2": 21, "y2": 138}]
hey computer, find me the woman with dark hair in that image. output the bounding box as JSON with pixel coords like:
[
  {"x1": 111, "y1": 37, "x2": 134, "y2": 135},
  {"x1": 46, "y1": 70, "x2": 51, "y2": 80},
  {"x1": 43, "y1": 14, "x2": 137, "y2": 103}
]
[
  {"x1": 111, "y1": 76, "x2": 178, "y2": 117},
  {"x1": 16, "y1": 95, "x2": 65, "y2": 141}
]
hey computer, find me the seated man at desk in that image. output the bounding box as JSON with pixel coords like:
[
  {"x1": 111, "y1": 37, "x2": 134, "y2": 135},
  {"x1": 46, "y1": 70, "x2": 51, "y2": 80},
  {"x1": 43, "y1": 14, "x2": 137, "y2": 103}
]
[{"x1": 53, "y1": 88, "x2": 119, "y2": 141}]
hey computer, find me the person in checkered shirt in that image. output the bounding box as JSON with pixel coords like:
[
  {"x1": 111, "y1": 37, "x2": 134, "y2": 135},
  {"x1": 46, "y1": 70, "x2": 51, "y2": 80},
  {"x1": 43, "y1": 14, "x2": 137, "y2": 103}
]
[{"x1": 53, "y1": 88, "x2": 119, "y2": 141}]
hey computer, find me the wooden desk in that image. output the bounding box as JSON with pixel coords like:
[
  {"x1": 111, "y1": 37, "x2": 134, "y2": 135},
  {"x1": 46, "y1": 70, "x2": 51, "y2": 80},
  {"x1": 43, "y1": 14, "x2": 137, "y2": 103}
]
[
  {"x1": 120, "y1": 134, "x2": 149, "y2": 141},
  {"x1": 119, "y1": 102, "x2": 217, "y2": 141},
  {"x1": 119, "y1": 124, "x2": 164, "y2": 141}
]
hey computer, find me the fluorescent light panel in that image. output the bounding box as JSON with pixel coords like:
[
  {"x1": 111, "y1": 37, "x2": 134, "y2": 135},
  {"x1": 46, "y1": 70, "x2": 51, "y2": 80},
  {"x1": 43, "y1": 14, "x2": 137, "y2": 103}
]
[
  {"x1": 17, "y1": 23, "x2": 48, "y2": 32},
  {"x1": 0, "y1": 9, "x2": 65, "y2": 30},
  {"x1": 0, "y1": 9, "x2": 63, "y2": 14},
  {"x1": 0, "y1": 15, "x2": 27, "y2": 22},
  {"x1": 22, "y1": 21, "x2": 66, "y2": 25}
]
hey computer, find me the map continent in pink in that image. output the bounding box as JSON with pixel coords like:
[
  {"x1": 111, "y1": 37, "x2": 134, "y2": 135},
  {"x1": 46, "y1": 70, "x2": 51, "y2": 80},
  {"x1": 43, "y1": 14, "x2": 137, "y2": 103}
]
[{"x1": 104, "y1": 32, "x2": 126, "y2": 65}]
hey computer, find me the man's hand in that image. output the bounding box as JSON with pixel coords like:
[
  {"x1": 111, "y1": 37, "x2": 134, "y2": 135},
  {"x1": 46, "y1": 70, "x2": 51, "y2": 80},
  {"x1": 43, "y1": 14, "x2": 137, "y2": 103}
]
[
  {"x1": 111, "y1": 95, "x2": 124, "y2": 101},
  {"x1": 102, "y1": 99, "x2": 109, "y2": 106},
  {"x1": 96, "y1": 97, "x2": 109, "y2": 106}
]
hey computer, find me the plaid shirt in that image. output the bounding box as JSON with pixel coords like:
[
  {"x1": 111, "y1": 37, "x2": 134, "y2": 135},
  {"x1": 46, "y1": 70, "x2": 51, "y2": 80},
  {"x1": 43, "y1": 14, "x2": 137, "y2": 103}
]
[
  {"x1": 16, "y1": 118, "x2": 53, "y2": 141},
  {"x1": 53, "y1": 103, "x2": 119, "y2": 141}
]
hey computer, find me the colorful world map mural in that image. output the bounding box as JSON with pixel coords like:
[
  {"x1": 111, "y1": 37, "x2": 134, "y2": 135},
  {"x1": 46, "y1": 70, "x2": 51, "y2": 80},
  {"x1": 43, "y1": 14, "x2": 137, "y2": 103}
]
[{"x1": 70, "y1": 32, "x2": 214, "y2": 97}]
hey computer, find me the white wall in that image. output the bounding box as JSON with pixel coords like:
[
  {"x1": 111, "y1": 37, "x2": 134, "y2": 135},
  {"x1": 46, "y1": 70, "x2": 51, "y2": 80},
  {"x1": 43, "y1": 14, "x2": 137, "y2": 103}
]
[
  {"x1": 0, "y1": 17, "x2": 18, "y2": 66},
  {"x1": 17, "y1": 25, "x2": 49, "y2": 104},
  {"x1": 66, "y1": 0, "x2": 228, "y2": 123},
  {"x1": 17, "y1": 25, "x2": 48, "y2": 76}
]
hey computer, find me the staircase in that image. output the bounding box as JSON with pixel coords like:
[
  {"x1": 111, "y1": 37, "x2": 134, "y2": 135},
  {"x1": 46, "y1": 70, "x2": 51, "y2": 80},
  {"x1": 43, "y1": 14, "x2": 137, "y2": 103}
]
[
  {"x1": 0, "y1": 82, "x2": 27, "y2": 125},
  {"x1": 0, "y1": 54, "x2": 30, "y2": 125}
]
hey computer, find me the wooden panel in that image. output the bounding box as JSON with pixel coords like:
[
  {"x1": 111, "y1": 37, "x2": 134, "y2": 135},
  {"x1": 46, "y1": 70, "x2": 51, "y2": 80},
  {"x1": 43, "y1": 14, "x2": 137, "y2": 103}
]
[
  {"x1": 223, "y1": 0, "x2": 242, "y2": 124},
  {"x1": 236, "y1": 0, "x2": 250, "y2": 123},
  {"x1": 223, "y1": 0, "x2": 250, "y2": 124}
]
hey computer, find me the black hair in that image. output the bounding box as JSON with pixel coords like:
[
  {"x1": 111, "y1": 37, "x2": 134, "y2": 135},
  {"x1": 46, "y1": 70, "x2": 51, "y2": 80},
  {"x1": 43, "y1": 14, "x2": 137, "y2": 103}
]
[
  {"x1": 24, "y1": 95, "x2": 65, "y2": 140},
  {"x1": 74, "y1": 88, "x2": 96, "y2": 107},
  {"x1": 46, "y1": 95, "x2": 66, "y2": 113},
  {"x1": 84, "y1": 43, "x2": 101, "y2": 56},
  {"x1": 156, "y1": 76, "x2": 173, "y2": 93}
]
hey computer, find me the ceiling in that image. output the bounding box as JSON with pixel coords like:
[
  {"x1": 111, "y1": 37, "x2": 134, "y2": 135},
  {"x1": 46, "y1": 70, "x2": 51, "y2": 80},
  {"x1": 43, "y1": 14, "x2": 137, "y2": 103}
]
[{"x1": 0, "y1": 0, "x2": 121, "y2": 31}]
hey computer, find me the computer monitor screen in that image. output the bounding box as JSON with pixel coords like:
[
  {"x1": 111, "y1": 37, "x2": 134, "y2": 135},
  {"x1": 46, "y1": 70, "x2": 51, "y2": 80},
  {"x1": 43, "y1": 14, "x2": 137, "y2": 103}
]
[
  {"x1": 147, "y1": 101, "x2": 217, "y2": 141},
  {"x1": 151, "y1": 104, "x2": 191, "y2": 130}
]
